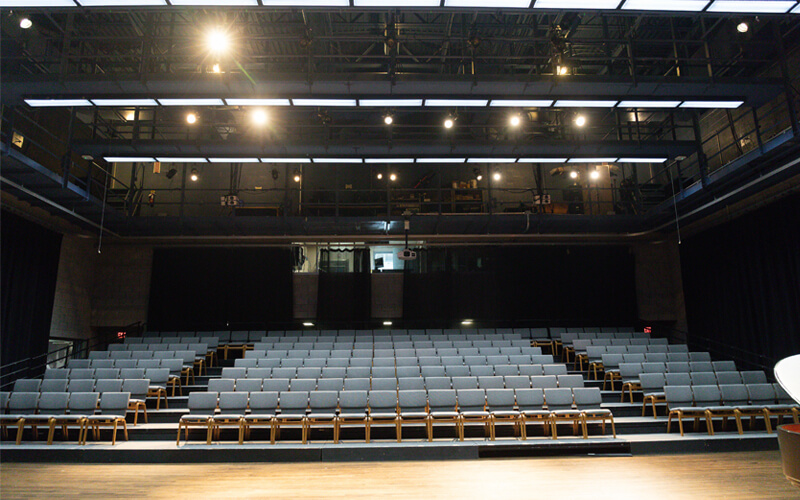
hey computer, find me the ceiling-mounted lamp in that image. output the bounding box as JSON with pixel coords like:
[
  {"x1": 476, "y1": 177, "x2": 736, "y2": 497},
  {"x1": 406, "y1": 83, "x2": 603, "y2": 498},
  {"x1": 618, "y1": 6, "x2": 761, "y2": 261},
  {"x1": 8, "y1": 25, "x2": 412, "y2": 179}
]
[
  {"x1": 444, "y1": 113, "x2": 456, "y2": 129},
  {"x1": 186, "y1": 112, "x2": 197, "y2": 124},
  {"x1": 574, "y1": 114, "x2": 587, "y2": 127},
  {"x1": 190, "y1": 168, "x2": 199, "y2": 182},
  {"x1": 20, "y1": 17, "x2": 32, "y2": 29},
  {"x1": 737, "y1": 20, "x2": 750, "y2": 33},
  {"x1": 293, "y1": 169, "x2": 301, "y2": 183},
  {"x1": 473, "y1": 168, "x2": 483, "y2": 181},
  {"x1": 389, "y1": 173, "x2": 397, "y2": 182},
  {"x1": 509, "y1": 114, "x2": 522, "y2": 127},
  {"x1": 493, "y1": 169, "x2": 501, "y2": 181},
  {"x1": 383, "y1": 113, "x2": 394, "y2": 125}
]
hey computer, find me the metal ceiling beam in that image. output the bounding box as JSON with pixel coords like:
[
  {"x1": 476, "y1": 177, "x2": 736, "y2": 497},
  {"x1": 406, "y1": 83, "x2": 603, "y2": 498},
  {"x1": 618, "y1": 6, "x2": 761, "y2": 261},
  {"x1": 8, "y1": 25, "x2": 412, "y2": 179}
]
[
  {"x1": 1, "y1": 74, "x2": 782, "y2": 108},
  {"x1": 72, "y1": 139, "x2": 696, "y2": 159}
]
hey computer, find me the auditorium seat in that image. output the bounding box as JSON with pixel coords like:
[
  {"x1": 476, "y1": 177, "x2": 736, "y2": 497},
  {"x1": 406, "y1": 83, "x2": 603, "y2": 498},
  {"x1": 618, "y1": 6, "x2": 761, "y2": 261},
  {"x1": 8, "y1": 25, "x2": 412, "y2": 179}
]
[
  {"x1": 94, "y1": 379, "x2": 123, "y2": 393},
  {"x1": 274, "y1": 391, "x2": 310, "y2": 443},
  {"x1": 13, "y1": 379, "x2": 41, "y2": 392},
  {"x1": 515, "y1": 388, "x2": 550, "y2": 439},
  {"x1": 573, "y1": 388, "x2": 615, "y2": 439},
  {"x1": 122, "y1": 378, "x2": 150, "y2": 425},
  {"x1": 305, "y1": 391, "x2": 339, "y2": 443},
  {"x1": 666, "y1": 385, "x2": 712, "y2": 436},
  {"x1": 427, "y1": 389, "x2": 460, "y2": 440},
  {"x1": 208, "y1": 379, "x2": 235, "y2": 393},
  {"x1": 240, "y1": 391, "x2": 278, "y2": 444},
  {"x1": 15, "y1": 392, "x2": 70, "y2": 445},
  {"x1": 68, "y1": 379, "x2": 95, "y2": 393},
  {"x1": 545, "y1": 388, "x2": 582, "y2": 439},
  {"x1": 85, "y1": 392, "x2": 130, "y2": 445},
  {"x1": 335, "y1": 390, "x2": 369, "y2": 443},
  {"x1": 397, "y1": 390, "x2": 428, "y2": 441},
  {"x1": 177, "y1": 392, "x2": 218, "y2": 445},
  {"x1": 210, "y1": 392, "x2": 249, "y2": 443}
]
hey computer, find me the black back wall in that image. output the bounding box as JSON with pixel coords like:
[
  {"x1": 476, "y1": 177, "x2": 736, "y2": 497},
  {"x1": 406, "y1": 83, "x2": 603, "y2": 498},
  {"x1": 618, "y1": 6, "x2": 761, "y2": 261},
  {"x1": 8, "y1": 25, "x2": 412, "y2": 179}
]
[
  {"x1": 1, "y1": 211, "x2": 62, "y2": 373},
  {"x1": 403, "y1": 245, "x2": 637, "y2": 326},
  {"x1": 148, "y1": 247, "x2": 293, "y2": 330},
  {"x1": 681, "y1": 193, "x2": 800, "y2": 369}
]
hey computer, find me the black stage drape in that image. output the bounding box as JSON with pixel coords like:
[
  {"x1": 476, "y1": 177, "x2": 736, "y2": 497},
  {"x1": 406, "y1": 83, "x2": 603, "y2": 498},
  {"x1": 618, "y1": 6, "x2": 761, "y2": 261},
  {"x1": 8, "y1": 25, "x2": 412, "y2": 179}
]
[
  {"x1": 680, "y1": 193, "x2": 800, "y2": 368},
  {"x1": 402, "y1": 245, "x2": 636, "y2": 326},
  {"x1": 1, "y1": 210, "x2": 62, "y2": 374},
  {"x1": 317, "y1": 248, "x2": 371, "y2": 323},
  {"x1": 147, "y1": 247, "x2": 293, "y2": 330}
]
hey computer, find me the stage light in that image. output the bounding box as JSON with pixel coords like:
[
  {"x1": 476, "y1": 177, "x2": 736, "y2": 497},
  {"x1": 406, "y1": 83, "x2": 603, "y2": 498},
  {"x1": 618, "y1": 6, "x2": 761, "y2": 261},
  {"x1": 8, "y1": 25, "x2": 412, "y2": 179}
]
[
  {"x1": 461, "y1": 319, "x2": 474, "y2": 325},
  {"x1": 569, "y1": 171, "x2": 578, "y2": 179},
  {"x1": 737, "y1": 21, "x2": 749, "y2": 33},
  {"x1": 212, "y1": 63, "x2": 221, "y2": 73},
  {"x1": 383, "y1": 114, "x2": 394, "y2": 125},
  {"x1": 509, "y1": 114, "x2": 522, "y2": 127},
  {"x1": 252, "y1": 109, "x2": 268, "y2": 126},
  {"x1": 190, "y1": 168, "x2": 199, "y2": 182},
  {"x1": 389, "y1": 173, "x2": 397, "y2": 181},
  {"x1": 473, "y1": 168, "x2": 483, "y2": 181},
  {"x1": 303, "y1": 322, "x2": 315, "y2": 327},
  {"x1": 574, "y1": 115, "x2": 587, "y2": 127},
  {"x1": 207, "y1": 28, "x2": 230, "y2": 55},
  {"x1": 382, "y1": 320, "x2": 393, "y2": 326},
  {"x1": 556, "y1": 65, "x2": 569, "y2": 76},
  {"x1": 590, "y1": 170, "x2": 601, "y2": 180},
  {"x1": 377, "y1": 173, "x2": 383, "y2": 180},
  {"x1": 493, "y1": 170, "x2": 501, "y2": 181},
  {"x1": 20, "y1": 17, "x2": 32, "y2": 29},
  {"x1": 444, "y1": 117, "x2": 455, "y2": 129},
  {"x1": 293, "y1": 173, "x2": 301, "y2": 182},
  {"x1": 186, "y1": 113, "x2": 197, "y2": 124}
]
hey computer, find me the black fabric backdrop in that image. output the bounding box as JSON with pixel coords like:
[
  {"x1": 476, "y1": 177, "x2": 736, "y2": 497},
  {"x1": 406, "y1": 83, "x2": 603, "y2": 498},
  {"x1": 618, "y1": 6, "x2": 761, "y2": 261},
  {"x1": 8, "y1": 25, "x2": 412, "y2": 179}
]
[
  {"x1": 317, "y1": 248, "x2": 372, "y2": 322},
  {"x1": 147, "y1": 247, "x2": 294, "y2": 330},
  {"x1": 403, "y1": 245, "x2": 636, "y2": 326},
  {"x1": 680, "y1": 193, "x2": 800, "y2": 368},
  {"x1": 1, "y1": 210, "x2": 62, "y2": 374}
]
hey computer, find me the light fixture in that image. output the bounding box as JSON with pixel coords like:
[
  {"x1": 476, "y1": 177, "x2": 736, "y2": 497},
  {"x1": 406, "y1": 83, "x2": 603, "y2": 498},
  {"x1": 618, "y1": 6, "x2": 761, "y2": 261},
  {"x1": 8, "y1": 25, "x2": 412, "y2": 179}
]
[
  {"x1": 302, "y1": 321, "x2": 315, "y2": 327},
  {"x1": 617, "y1": 158, "x2": 668, "y2": 163},
  {"x1": 490, "y1": 100, "x2": 553, "y2": 107},
  {"x1": 492, "y1": 170, "x2": 501, "y2": 181},
  {"x1": 574, "y1": 115, "x2": 587, "y2": 127},
  {"x1": 556, "y1": 100, "x2": 618, "y2": 108},
  {"x1": 445, "y1": 0, "x2": 529, "y2": 5},
  {"x1": 589, "y1": 170, "x2": 601, "y2": 180},
  {"x1": 292, "y1": 98, "x2": 357, "y2": 107},
  {"x1": 569, "y1": 171, "x2": 579, "y2": 179},
  {"x1": 186, "y1": 112, "x2": 197, "y2": 124},
  {"x1": 91, "y1": 98, "x2": 158, "y2": 106},
  {"x1": 417, "y1": 158, "x2": 465, "y2": 163},
  {"x1": 158, "y1": 98, "x2": 224, "y2": 106},
  {"x1": 24, "y1": 99, "x2": 92, "y2": 107},
  {"x1": 461, "y1": 319, "x2": 474, "y2": 325},
  {"x1": 535, "y1": 0, "x2": 622, "y2": 7},
  {"x1": 359, "y1": 99, "x2": 424, "y2": 107},
  {"x1": 621, "y1": 0, "x2": 710, "y2": 11},
  {"x1": 155, "y1": 157, "x2": 208, "y2": 163},
  {"x1": 212, "y1": 63, "x2": 221, "y2": 73},
  {"x1": 260, "y1": 158, "x2": 311, "y2": 163},
  {"x1": 364, "y1": 158, "x2": 414, "y2": 163},
  {"x1": 707, "y1": 0, "x2": 795, "y2": 13},
  {"x1": 190, "y1": 169, "x2": 199, "y2": 182},
  {"x1": 617, "y1": 100, "x2": 681, "y2": 109},
  {"x1": 207, "y1": 28, "x2": 230, "y2": 55},
  {"x1": 473, "y1": 168, "x2": 483, "y2": 181},
  {"x1": 293, "y1": 170, "x2": 301, "y2": 183},
  {"x1": 104, "y1": 157, "x2": 156, "y2": 163},
  {"x1": 377, "y1": 173, "x2": 383, "y2": 180},
  {"x1": 382, "y1": 320, "x2": 393, "y2": 326},
  {"x1": 518, "y1": 158, "x2": 569, "y2": 163},
  {"x1": 467, "y1": 158, "x2": 516, "y2": 163},
  {"x1": 172, "y1": 0, "x2": 257, "y2": 4},
  {"x1": 556, "y1": 65, "x2": 569, "y2": 76},
  {"x1": 227, "y1": 98, "x2": 291, "y2": 106},
  {"x1": 312, "y1": 158, "x2": 363, "y2": 163},
  {"x1": 426, "y1": 99, "x2": 488, "y2": 107},
  {"x1": 383, "y1": 113, "x2": 394, "y2": 125},
  {"x1": 389, "y1": 173, "x2": 397, "y2": 181},
  {"x1": 207, "y1": 158, "x2": 260, "y2": 163},
  {"x1": 261, "y1": 0, "x2": 348, "y2": 5},
  {"x1": 165, "y1": 168, "x2": 178, "y2": 179},
  {"x1": 509, "y1": 114, "x2": 522, "y2": 127},
  {"x1": 1, "y1": 0, "x2": 75, "y2": 6},
  {"x1": 19, "y1": 17, "x2": 32, "y2": 29},
  {"x1": 679, "y1": 100, "x2": 744, "y2": 109},
  {"x1": 252, "y1": 109, "x2": 268, "y2": 126},
  {"x1": 737, "y1": 21, "x2": 749, "y2": 33},
  {"x1": 76, "y1": 0, "x2": 166, "y2": 4},
  {"x1": 123, "y1": 111, "x2": 135, "y2": 121},
  {"x1": 444, "y1": 117, "x2": 455, "y2": 129}
]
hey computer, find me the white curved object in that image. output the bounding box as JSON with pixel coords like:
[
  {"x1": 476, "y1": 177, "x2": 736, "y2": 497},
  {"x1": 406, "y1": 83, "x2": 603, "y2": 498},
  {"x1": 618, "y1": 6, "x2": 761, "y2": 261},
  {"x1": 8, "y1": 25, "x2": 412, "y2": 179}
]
[{"x1": 775, "y1": 355, "x2": 800, "y2": 405}]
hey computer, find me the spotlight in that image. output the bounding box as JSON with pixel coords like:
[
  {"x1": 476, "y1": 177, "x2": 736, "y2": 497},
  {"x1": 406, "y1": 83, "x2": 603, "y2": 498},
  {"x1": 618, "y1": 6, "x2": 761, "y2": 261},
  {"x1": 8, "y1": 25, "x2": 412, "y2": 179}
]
[
  {"x1": 377, "y1": 173, "x2": 383, "y2": 180},
  {"x1": 589, "y1": 170, "x2": 600, "y2": 180},
  {"x1": 207, "y1": 28, "x2": 230, "y2": 54},
  {"x1": 293, "y1": 174, "x2": 301, "y2": 183},
  {"x1": 444, "y1": 117, "x2": 455, "y2": 129},
  {"x1": 493, "y1": 170, "x2": 501, "y2": 181},
  {"x1": 473, "y1": 168, "x2": 483, "y2": 181},
  {"x1": 389, "y1": 173, "x2": 397, "y2": 182},
  {"x1": 252, "y1": 109, "x2": 268, "y2": 126},
  {"x1": 190, "y1": 169, "x2": 199, "y2": 182},
  {"x1": 737, "y1": 21, "x2": 749, "y2": 33},
  {"x1": 212, "y1": 63, "x2": 221, "y2": 74},
  {"x1": 165, "y1": 168, "x2": 178, "y2": 179},
  {"x1": 383, "y1": 321, "x2": 393, "y2": 326},
  {"x1": 303, "y1": 322, "x2": 315, "y2": 327},
  {"x1": 574, "y1": 115, "x2": 586, "y2": 127},
  {"x1": 509, "y1": 115, "x2": 522, "y2": 127},
  {"x1": 569, "y1": 171, "x2": 578, "y2": 179},
  {"x1": 461, "y1": 319, "x2": 474, "y2": 325},
  {"x1": 186, "y1": 113, "x2": 197, "y2": 124},
  {"x1": 20, "y1": 18, "x2": 32, "y2": 29},
  {"x1": 556, "y1": 65, "x2": 569, "y2": 76},
  {"x1": 123, "y1": 111, "x2": 135, "y2": 121},
  {"x1": 383, "y1": 114, "x2": 394, "y2": 125}
]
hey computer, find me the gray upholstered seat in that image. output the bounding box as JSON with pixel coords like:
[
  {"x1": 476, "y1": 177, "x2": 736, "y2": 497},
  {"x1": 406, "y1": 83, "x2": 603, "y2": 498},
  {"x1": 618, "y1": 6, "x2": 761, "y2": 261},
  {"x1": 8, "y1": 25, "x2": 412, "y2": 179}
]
[
  {"x1": 451, "y1": 376, "x2": 479, "y2": 390},
  {"x1": 15, "y1": 392, "x2": 70, "y2": 445},
  {"x1": 48, "y1": 391, "x2": 99, "y2": 445},
  {"x1": 290, "y1": 378, "x2": 317, "y2": 392},
  {"x1": 13, "y1": 379, "x2": 41, "y2": 392},
  {"x1": 68, "y1": 379, "x2": 95, "y2": 393},
  {"x1": 456, "y1": 389, "x2": 490, "y2": 441},
  {"x1": 427, "y1": 389, "x2": 459, "y2": 440},
  {"x1": 556, "y1": 374, "x2": 584, "y2": 388},
  {"x1": 336, "y1": 390, "x2": 369, "y2": 443},
  {"x1": 317, "y1": 378, "x2": 344, "y2": 392},
  {"x1": 241, "y1": 391, "x2": 279, "y2": 443},
  {"x1": 122, "y1": 378, "x2": 150, "y2": 425},
  {"x1": 343, "y1": 378, "x2": 370, "y2": 392},
  {"x1": 665, "y1": 385, "x2": 710, "y2": 436},
  {"x1": 306, "y1": 391, "x2": 339, "y2": 442},
  {"x1": 544, "y1": 388, "x2": 581, "y2": 439},
  {"x1": 640, "y1": 372, "x2": 666, "y2": 418},
  {"x1": 274, "y1": 391, "x2": 309, "y2": 443},
  {"x1": 235, "y1": 378, "x2": 263, "y2": 393},
  {"x1": 85, "y1": 392, "x2": 130, "y2": 445},
  {"x1": 397, "y1": 390, "x2": 428, "y2": 441},
  {"x1": 263, "y1": 378, "x2": 290, "y2": 393},
  {"x1": 486, "y1": 388, "x2": 521, "y2": 439},
  {"x1": 177, "y1": 392, "x2": 218, "y2": 445},
  {"x1": 573, "y1": 387, "x2": 615, "y2": 439},
  {"x1": 531, "y1": 375, "x2": 558, "y2": 389},
  {"x1": 210, "y1": 392, "x2": 249, "y2": 443},
  {"x1": 424, "y1": 377, "x2": 451, "y2": 390},
  {"x1": 208, "y1": 379, "x2": 236, "y2": 393},
  {"x1": 94, "y1": 379, "x2": 123, "y2": 393}
]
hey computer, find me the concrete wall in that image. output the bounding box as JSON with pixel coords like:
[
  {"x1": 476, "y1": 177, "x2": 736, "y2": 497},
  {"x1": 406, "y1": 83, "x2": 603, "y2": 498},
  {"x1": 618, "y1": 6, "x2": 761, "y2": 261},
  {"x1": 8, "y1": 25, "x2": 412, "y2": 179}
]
[
  {"x1": 293, "y1": 273, "x2": 318, "y2": 319},
  {"x1": 90, "y1": 244, "x2": 153, "y2": 328},
  {"x1": 49, "y1": 235, "x2": 96, "y2": 340},
  {"x1": 633, "y1": 239, "x2": 688, "y2": 341},
  {"x1": 371, "y1": 273, "x2": 403, "y2": 319}
]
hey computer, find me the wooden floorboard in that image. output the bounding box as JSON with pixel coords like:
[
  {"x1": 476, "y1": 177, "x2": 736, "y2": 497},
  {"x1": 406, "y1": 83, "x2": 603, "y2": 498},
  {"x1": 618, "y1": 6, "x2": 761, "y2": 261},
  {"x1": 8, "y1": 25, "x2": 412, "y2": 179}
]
[{"x1": 1, "y1": 450, "x2": 797, "y2": 499}]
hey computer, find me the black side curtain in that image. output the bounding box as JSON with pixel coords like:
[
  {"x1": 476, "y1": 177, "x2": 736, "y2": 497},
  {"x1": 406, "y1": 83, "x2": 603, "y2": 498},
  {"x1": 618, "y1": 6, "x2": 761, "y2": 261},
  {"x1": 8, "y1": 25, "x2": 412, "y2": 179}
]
[
  {"x1": 1, "y1": 210, "x2": 62, "y2": 375},
  {"x1": 680, "y1": 193, "x2": 800, "y2": 369},
  {"x1": 317, "y1": 248, "x2": 371, "y2": 323},
  {"x1": 147, "y1": 247, "x2": 294, "y2": 331},
  {"x1": 403, "y1": 246, "x2": 636, "y2": 326}
]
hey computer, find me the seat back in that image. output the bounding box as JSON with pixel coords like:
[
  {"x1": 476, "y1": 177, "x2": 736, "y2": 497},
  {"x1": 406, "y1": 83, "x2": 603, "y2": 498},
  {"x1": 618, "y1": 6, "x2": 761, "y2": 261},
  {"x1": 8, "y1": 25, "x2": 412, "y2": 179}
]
[
  {"x1": 36, "y1": 392, "x2": 70, "y2": 413},
  {"x1": 456, "y1": 389, "x2": 486, "y2": 412},
  {"x1": 94, "y1": 379, "x2": 123, "y2": 393},
  {"x1": 235, "y1": 379, "x2": 263, "y2": 393},
  {"x1": 67, "y1": 392, "x2": 100, "y2": 414},
  {"x1": 309, "y1": 391, "x2": 339, "y2": 413},
  {"x1": 317, "y1": 378, "x2": 345, "y2": 392},
  {"x1": 530, "y1": 375, "x2": 558, "y2": 389},
  {"x1": 398, "y1": 390, "x2": 428, "y2": 413},
  {"x1": 665, "y1": 372, "x2": 691, "y2": 386},
  {"x1": 557, "y1": 375, "x2": 584, "y2": 388},
  {"x1": 278, "y1": 391, "x2": 309, "y2": 413},
  {"x1": 451, "y1": 376, "x2": 479, "y2": 390},
  {"x1": 263, "y1": 379, "x2": 291, "y2": 393},
  {"x1": 485, "y1": 388, "x2": 516, "y2": 411},
  {"x1": 692, "y1": 385, "x2": 721, "y2": 407},
  {"x1": 249, "y1": 392, "x2": 279, "y2": 413},
  {"x1": 208, "y1": 379, "x2": 236, "y2": 393},
  {"x1": 477, "y1": 376, "x2": 504, "y2": 389},
  {"x1": 98, "y1": 392, "x2": 131, "y2": 417},
  {"x1": 747, "y1": 384, "x2": 776, "y2": 405},
  {"x1": 218, "y1": 392, "x2": 249, "y2": 413},
  {"x1": 187, "y1": 392, "x2": 218, "y2": 415},
  {"x1": 719, "y1": 384, "x2": 749, "y2": 406},
  {"x1": 573, "y1": 387, "x2": 603, "y2": 409},
  {"x1": 122, "y1": 379, "x2": 150, "y2": 400},
  {"x1": 343, "y1": 378, "x2": 371, "y2": 392},
  {"x1": 120, "y1": 368, "x2": 145, "y2": 379},
  {"x1": 741, "y1": 371, "x2": 768, "y2": 384},
  {"x1": 67, "y1": 379, "x2": 95, "y2": 393},
  {"x1": 544, "y1": 388, "x2": 574, "y2": 411},
  {"x1": 427, "y1": 389, "x2": 457, "y2": 413},
  {"x1": 145, "y1": 368, "x2": 169, "y2": 385},
  {"x1": 339, "y1": 390, "x2": 368, "y2": 413},
  {"x1": 664, "y1": 385, "x2": 693, "y2": 408},
  {"x1": 518, "y1": 364, "x2": 544, "y2": 376},
  {"x1": 13, "y1": 379, "x2": 41, "y2": 392},
  {"x1": 514, "y1": 388, "x2": 545, "y2": 411},
  {"x1": 639, "y1": 372, "x2": 666, "y2": 391},
  {"x1": 368, "y1": 390, "x2": 398, "y2": 414}
]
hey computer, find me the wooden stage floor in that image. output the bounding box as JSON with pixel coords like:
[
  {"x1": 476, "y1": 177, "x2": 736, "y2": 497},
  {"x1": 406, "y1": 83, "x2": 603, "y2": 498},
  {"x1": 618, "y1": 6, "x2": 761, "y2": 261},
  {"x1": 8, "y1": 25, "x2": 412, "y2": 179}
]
[{"x1": 1, "y1": 450, "x2": 797, "y2": 499}]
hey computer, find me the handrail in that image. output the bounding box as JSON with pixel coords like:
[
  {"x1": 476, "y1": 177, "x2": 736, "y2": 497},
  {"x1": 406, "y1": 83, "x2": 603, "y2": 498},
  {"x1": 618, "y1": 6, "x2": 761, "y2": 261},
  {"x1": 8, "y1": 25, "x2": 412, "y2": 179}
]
[{"x1": 662, "y1": 326, "x2": 776, "y2": 374}]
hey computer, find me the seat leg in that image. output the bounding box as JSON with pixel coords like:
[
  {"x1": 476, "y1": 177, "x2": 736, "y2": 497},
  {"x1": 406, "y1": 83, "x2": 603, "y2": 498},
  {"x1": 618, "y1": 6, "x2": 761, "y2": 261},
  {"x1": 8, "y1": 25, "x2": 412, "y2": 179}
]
[
  {"x1": 395, "y1": 418, "x2": 402, "y2": 443},
  {"x1": 520, "y1": 417, "x2": 527, "y2": 440},
  {"x1": 365, "y1": 419, "x2": 371, "y2": 443},
  {"x1": 734, "y1": 411, "x2": 743, "y2": 435},
  {"x1": 764, "y1": 410, "x2": 773, "y2": 434},
  {"x1": 550, "y1": 418, "x2": 558, "y2": 440},
  {"x1": 426, "y1": 417, "x2": 433, "y2": 442},
  {"x1": 47, "y1": 419, "x2": 56, "y2": 445},
  {"x1": 15, "y1": 418, "x2": 25, "y2": 445}
]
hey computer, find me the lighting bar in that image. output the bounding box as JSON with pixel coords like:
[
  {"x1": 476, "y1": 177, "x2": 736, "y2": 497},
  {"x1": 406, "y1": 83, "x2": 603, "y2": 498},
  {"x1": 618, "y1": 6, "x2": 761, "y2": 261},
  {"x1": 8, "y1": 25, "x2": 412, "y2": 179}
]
[
  {"x1": 226, "y1": 98, "x2": 291, "y2": 106},
  {"x1": 568, "y1": 158, "x2": 617, "y2": 163},
  {"x1": 355, "y1": 0, "x2": 440, "y2": 5},
  {"x1": 76, "y1": 0, "x2": 166, "y2": 5},
  {"x1": 25, "y1": 99, "x2": 92, "y2": 107},
  {"x1": 104, "y1": 157, "x2": 155, "y2": 163},
  {"x1": 364, "y1": 158, "x2": 415, "y2": 163},
  {"x1": 157, "y1": 98, "x2": 224, "y2": 106},
  {"x1": 554, "y1": 100, "x2": 618, "y2": 108},
  {"x1": 261, "y1": 0, "x2": 349, "y2": 5},
  {"x1": 489, "y1": 100, "x2": 553, "y2": 107},
  {"x1": 466, "y1": 158, "x2": 517, "y2": 163},
  {"x1": 534, "y1": 0, "x2": 622, "y2": 8},
  {"x1": 155, "y1": 157, "x2": 208, "y2": 163},
  {"x1": 416, "y1": 158, "x2": 467, "y2": 163},
  {"x1": 170, "y1": 0, "x2": 256, "y2": 4},
  {"x1": 312, "y1": 158, "x2": 363, "y2": 163},
  {"x1": 292, "y1": 99, "x2": 357, "y2": 107},
  {"x1": 517, "y1": 158, "x2": 569, "y2": 163},
  {"x1": 207, "y1": 158, "x2": 261, "y2": 163},
  {"x1": 707, "y1": 0, "x2": 795, "y2": 12},
  {"x1": 617, "y1": 100, "x2": 681, "y2": 108},
  {"x1": 0, "y1": 0, "x2": 75, "y2": 5},
  {"x1": 425, "y1": 99, "x2": 489, "y2": 107},
  {"x1": 91, "y1": 99, "x2": 158, "y2": 107},
  {"x1": 616, "y1": 158, "x2": 668, "y2": 163},
  {"x1": 444, "y1": 0, "x2": 531, "y2": 6},
  {"x1": 260, "y1": 158, "x2": 311, "y2": 163},
  {"x1": 679, "y1": 100, "x2": 744, "y2": 108},
  {"x1": 359, "y1": 99, "x2": 424, "y2": 107},
  {"x1": 621, "y1": 0, "x2": 710, "y2": 10},
  {"x1": 792, "y1": 2, "x2": 800, "y2": 12}
]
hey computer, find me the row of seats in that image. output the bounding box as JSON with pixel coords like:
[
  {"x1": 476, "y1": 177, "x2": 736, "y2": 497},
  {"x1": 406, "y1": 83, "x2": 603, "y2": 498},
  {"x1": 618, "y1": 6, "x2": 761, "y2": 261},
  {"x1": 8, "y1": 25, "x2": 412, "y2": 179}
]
[
  {"x1": 665, "y1": 384, "x2": 799, "y2": 436},
  {"x1": 46, "y1": 367, "x2": 175, "y2": 406},
  {"x1": 149, "y1": 329, "x2": 541, "y2": 341},
  {"x1": 603, "y1": 358, "x2": 733, "y2": 389},
  {"x1": 575, "y1": 344, "x2": 688, "y2": 370},
  {"x1": 598, "y1": 352, "x2": 714, "y2": 381},
  {"x1": 0, "y1": 391, "x2": 131, "y2": 445},
  {"x1": 621, "y1": 370, "x2": 769, "y2": 404},
  {"x1": 69, "y1": 359, "x2": 182, "y2": 370},
  {"x1": 207, "y1": 374, "x2": 586, "y2": 393},
  {"x1": 178, "y1": 387, "x2": 614, "y2": 445},
  {"x1": 239, "y1": 353, "x2": 552, "y2": 366},
  {"x1": 245, "y1": 341, "x2": 535, "y2": 351},
  {"x1": 243, "y1": 347, "x2": 541, "y2": 358},
  {"x1": 221, "y1": 364, "x2": 569, "y2": 380}
]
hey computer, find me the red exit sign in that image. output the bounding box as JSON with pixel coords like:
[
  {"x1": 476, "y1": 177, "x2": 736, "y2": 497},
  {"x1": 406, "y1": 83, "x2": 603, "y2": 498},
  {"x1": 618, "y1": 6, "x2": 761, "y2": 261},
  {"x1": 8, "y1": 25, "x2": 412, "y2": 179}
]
[
  {"x1": 117, "y1": 331, "x2": 126, "y2": 339},
  {"x1": 644, "y1": 326, "x2": 652, "y2": 334}
]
